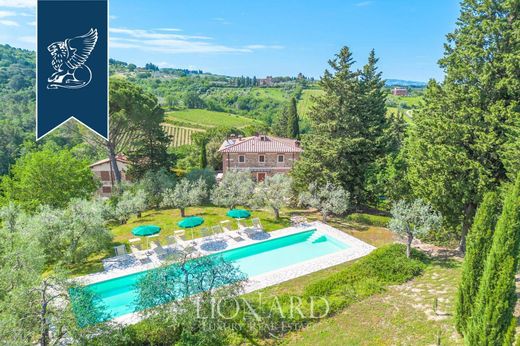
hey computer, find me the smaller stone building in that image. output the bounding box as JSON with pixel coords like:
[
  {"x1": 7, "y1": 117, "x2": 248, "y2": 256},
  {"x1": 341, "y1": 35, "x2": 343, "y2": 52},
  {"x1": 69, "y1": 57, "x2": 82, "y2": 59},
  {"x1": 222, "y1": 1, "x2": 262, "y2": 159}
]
[{"x1": 89, "y1": 155, "x2": 130, "y2": 197}]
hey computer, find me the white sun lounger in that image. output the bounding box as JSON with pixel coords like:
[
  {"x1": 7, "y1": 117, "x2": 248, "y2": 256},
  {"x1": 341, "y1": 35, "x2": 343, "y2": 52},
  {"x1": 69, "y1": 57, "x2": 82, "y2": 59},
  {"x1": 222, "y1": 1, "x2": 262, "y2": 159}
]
[
  {"x1": 114, "y1": 244, "x2": 127, "y2": 257},
  {"x1": 236, "y1": 219, "x2": 250, "y2": 232},
  {"x1": 199, "y1": 227, "x2": 215, "y2": 243},
  {"x1": 174, "y1": 230, "x2": 191, "y2": 245},
  {"x1": 170, "y1": 232, "x2": 197, "y2": 254},
  {"x1": 150, "y1": 241, "x2": 168, "y2": 257},
  {"x1": 251, "y1": 217, "x2": 263, "y2": 230},
  {"x1": 130, "y1": 244, "x2": 148, "y2": 262},
  {"x1": 219, "y1": 222, "x2": 243, "y2": 241}
]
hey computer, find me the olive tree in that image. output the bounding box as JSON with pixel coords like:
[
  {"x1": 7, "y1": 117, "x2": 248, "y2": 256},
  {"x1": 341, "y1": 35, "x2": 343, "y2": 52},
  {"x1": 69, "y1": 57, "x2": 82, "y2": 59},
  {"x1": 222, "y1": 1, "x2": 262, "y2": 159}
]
[
  {"x1": 298, "y1": 181, "x2": 350, "y2": 222},
  {"x1": 161, "y1": 178, "x2": 207, "y2": 217},
  {"x1": 28, "y1": 199, "x2": 112, "y2": 265},
  {"x1": 0, "y1": 205, "x2": 111, "y2": 345},
  {"x1": 113, "y1": 188, "x2": 147, "y2": 224},
  {"x1": 211, "y1": 170, "x2": 255, "y2": 209},
  {"x1": 253, "y1": 174, "x2": 293, "y2": 219},
  {"x1": 139, "y1": 168, "x2": 176, "y2": 209},
  {"x1": 388, "y1": 199, "x2": 442, "y2": 258},
  {"x1": 136, "y1": 250, "x2": 246, "y2": 345}
]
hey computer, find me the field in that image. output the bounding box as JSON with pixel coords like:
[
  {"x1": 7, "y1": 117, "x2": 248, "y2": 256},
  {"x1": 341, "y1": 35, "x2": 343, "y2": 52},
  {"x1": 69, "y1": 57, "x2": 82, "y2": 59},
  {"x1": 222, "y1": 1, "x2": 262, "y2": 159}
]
[
  {"x1": 206, "y1": 86, "x2": 289, "y2": 102},
  {"x1": 165, "y1": 109, "x2": 261, "y2": 129},
  {"x1": 161, "y1": 124, "x2": 204, "y2": 147},
  {"x1": 388, "y1": 94, "x2": 424, "y2": 108},
  {"x1": 297, "y1": 89, "x2": 324, "y2": 118}
]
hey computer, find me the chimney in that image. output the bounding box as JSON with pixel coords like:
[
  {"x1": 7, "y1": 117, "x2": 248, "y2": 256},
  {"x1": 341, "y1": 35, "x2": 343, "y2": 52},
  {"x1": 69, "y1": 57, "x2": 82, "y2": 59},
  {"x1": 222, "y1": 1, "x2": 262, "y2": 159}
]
[
  {"x1": 295, "y1": 140, "x2": 300, "y2": 147},
  {"x1": 229, "y1": 133, "x2": 236, "y2": 140},
  {"x1": 238, "y1": 135, "x2": 243, "y2": 141}
]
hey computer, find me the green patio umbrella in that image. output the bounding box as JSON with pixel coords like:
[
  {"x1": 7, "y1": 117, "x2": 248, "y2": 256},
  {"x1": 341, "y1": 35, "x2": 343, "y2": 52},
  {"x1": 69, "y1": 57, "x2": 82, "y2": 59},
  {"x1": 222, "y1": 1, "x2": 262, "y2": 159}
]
[
  {"x1": 178, "y1": 216, "x2": 204, "y2": 228},
  {"x1": 131, "y1": 225, "x2": 161, "y2": 236},
  {"x1": 226, "y1": 209, "x2": 251, "y2": 219}
]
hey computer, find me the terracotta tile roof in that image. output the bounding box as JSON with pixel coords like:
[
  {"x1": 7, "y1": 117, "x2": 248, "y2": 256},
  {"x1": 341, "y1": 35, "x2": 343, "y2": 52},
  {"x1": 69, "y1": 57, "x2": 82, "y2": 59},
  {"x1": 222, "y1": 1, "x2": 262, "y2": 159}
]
[
  {"x1": 218, "y1": 135, "x2": 303, "y2": 153},
  {"x1": 90, "y1": 155, "x2": 130, "y2": 167}
]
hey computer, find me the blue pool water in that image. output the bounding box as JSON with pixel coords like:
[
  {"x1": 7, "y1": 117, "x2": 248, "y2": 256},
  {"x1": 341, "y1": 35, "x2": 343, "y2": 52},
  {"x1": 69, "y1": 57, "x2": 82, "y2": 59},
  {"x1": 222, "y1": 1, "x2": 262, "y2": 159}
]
[{"x1": 81, "y1": 229, "x2": 348, "y2": 319}]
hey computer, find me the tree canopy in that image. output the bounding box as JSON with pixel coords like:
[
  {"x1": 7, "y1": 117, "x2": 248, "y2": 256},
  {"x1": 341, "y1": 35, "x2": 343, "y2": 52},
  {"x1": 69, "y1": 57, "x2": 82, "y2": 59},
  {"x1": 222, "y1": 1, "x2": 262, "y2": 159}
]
[{"x1": 0, "y1": 145, "x2": 97, "y2": 211}]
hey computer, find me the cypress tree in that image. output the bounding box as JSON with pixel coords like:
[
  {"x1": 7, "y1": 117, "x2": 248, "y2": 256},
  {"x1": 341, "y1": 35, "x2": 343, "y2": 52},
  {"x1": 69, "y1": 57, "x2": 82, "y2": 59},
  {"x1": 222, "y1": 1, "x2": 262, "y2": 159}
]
[
  {"x1": 465, "y1": 175, "x2": 520, "y2": 345},
  {"x1": 455, "y1": 191, "x2": 502, "y2": 334},
  {"x1": 200, "y1": 138, "x2": 207, "y2": 169},
  {"x1": 286, "y1": 97, "x2": 300, "y2": 139}
]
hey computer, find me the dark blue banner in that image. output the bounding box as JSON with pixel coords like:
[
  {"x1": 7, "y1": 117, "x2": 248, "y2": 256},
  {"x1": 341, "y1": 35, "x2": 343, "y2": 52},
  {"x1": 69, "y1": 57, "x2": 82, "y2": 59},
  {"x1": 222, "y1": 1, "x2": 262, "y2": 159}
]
[{"x1": 37, "y1": 0, "x2": 108, "y2": 140}]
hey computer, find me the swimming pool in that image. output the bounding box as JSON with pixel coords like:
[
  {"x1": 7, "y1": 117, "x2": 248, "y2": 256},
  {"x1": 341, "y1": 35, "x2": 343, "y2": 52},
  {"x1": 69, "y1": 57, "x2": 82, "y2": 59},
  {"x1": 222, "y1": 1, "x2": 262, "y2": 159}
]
[{"x1": 79, "y1": 229, "x2": 349, "y2": 320}]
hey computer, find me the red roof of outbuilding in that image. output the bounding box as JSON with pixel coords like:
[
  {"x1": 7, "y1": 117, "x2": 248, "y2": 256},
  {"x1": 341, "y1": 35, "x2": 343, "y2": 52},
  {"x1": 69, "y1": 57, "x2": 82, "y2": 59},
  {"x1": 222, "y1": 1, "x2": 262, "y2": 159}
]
[{"x1": 89, "y1": 155, "x2": 130, "y2": 167}]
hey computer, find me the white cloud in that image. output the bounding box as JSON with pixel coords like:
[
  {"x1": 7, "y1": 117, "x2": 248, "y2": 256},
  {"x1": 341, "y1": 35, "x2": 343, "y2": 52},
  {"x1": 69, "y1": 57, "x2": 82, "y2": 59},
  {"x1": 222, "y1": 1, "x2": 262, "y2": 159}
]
[
  {"x1": 27, "y1": 20, "x2": 35, "y2": 26},
  {"x1": 0, "y1": 0, "x2": 35, "y2": 8},
  {"x1": 244, "y1": 44, "x2": 284, "y2": 50},
  {"x1": 213, "y1": 17, "x2": 231, "y2": 25},
  {"x1": 154, "y1": 28, "x2": 182, "y2": 32},
  {"x1": 110, "y1": 27, "x2": 210, "y2": 40},
  {"x1": 109, "y1": 27, "x2": 284, "y2": 55},
  {"x1": 19, "y1": 35, "x2": 35, "y2": 44},
  {"x1": 355, "y1": 1, "x2": 373, "y2": 7},
  {"x1": 0, "y1": 19, "x2": 19, "y2": 26},
  {"x1": 0, "y1": 10, "x2": 16, "y2": 17}
]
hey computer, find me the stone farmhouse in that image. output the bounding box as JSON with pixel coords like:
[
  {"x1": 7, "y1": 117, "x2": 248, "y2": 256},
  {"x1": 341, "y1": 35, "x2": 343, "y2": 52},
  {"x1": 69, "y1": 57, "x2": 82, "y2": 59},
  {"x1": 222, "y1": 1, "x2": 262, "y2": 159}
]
[{"x1": 218, "y1": 134, "x2": 303, "y2": 181}]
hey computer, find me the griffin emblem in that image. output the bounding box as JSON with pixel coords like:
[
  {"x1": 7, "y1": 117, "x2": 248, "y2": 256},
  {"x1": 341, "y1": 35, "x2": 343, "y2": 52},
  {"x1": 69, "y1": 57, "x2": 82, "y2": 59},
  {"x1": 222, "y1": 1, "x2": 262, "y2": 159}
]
[{"x1": 47, "y1": 28, "x2": 98, "y2": 89}]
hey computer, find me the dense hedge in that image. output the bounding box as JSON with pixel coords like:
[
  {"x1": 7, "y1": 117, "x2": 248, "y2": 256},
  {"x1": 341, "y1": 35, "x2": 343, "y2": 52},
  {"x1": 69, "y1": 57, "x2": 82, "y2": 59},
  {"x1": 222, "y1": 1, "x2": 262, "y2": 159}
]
[{"x1": 304, "y1": 243, "x2": 426, "y2": 298}]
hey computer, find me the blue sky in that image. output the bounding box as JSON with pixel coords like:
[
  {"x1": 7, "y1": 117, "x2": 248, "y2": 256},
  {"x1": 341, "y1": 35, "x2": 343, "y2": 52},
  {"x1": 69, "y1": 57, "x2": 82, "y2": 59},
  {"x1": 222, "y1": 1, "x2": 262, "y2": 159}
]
[{"x1": 0, "y1": 0, "x2": 460, "y2": 81}]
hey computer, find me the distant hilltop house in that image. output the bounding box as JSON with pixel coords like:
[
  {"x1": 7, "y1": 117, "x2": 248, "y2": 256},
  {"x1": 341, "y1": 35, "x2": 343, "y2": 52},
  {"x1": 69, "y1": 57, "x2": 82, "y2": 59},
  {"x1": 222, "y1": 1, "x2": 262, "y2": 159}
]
[
  {"x1": 90, "y1": 155, "x2": 130, "y2": 197},
  {"x1": 391, "y1": 87, "x2": 408, "y2": 96},
  {"x1": 218, "y1": 134, "x2": 303, "y2": 181},
  {"x1": 258, "y1": 76, "x2": 273, "y2": 87}
]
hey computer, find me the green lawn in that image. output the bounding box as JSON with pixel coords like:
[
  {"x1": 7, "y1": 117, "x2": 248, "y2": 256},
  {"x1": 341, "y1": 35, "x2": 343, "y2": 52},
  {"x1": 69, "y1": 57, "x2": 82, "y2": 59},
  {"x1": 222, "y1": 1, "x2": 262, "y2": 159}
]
[
  {"x1": 110, "y1": 206, "x2": 291, "y2": 247},
  {"x1": 164, "y1": 109, "x2": 261, "y2": 129},
  {"x1": 387, "y1": 94, "x2": 424, "y2": 108},
  {"x1": 68, "y1": 206, "x2": 293, "y2": 276},
  {"x1": 387, "y1": 106, "x2": 413, "y2": 123},
  {"x1": 249, "y1": 87, "x2": 288, "y2": 102}
]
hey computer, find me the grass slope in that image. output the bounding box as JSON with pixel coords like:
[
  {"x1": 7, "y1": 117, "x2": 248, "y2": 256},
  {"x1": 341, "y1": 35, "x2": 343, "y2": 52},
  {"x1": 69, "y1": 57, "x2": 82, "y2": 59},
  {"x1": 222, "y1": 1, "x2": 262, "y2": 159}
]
[
  {"x1": 297, "y1": 89, "x2": 324, "y2": 119},
  {"x1": 284, "y1": 259, "x2": 462, "y2": 345},
  {"x1": 165, "y1": 109, "x2": 261, "y2": 129}
]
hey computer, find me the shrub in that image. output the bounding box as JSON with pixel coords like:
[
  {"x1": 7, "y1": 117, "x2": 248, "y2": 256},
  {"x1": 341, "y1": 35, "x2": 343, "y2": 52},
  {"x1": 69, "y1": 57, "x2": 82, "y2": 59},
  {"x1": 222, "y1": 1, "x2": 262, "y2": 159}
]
[
  {"x1": 346, "y1": 213, "x2": 390, "y2": 227},
  {"x1": 304, "y1": 244, "x2": 426, "y2": 298}
]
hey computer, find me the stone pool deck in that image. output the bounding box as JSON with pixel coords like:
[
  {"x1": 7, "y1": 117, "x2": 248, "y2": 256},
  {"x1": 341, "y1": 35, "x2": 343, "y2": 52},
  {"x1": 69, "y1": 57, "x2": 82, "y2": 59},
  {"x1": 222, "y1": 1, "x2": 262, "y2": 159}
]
[{"x1": 76, "y1": 221, "x2": 375, "y2": 325}]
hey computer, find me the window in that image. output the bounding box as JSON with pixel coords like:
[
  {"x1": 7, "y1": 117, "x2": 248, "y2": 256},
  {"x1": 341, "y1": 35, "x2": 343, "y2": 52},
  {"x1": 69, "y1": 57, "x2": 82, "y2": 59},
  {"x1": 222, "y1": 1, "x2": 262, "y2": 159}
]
[
  {"x1": 100, "y1": 171, "x2": 110, "y2": 180},
  {"x1": 277, "y1": 155, "x2": 284, "y2": 163},
  {"x1": 259, "y1": 155, "x2": 265, "y2": 163},
  {"x1": 238, "y1": 155, "x2": 245, "y2": 163}
]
